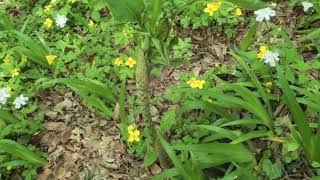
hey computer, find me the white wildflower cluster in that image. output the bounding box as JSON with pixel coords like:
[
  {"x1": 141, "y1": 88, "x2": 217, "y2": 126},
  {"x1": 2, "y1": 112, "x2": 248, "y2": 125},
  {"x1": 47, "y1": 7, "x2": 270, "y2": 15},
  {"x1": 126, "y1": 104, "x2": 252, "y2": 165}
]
[
  {"x1": 254, "y1": 7, "x2": 276, "y2": 22},
  {"x1": 302, "y1": 1, "x2": 313, "y2": 12},
  {"x1": 0, "y1": 87, "x2": 28, "y2": 109},
  {"x1": 55, "y1": 14, "x2": 68, "y2": 28},
  {"x1": 262, "y1": 51, "x2": 280, "y2": 67},
  {"x1": 13, "y1": 95, "x2": 29, "y2": 109},
  {"x1": 0, "y1": 88, "x2": 10, "y2": 106}
]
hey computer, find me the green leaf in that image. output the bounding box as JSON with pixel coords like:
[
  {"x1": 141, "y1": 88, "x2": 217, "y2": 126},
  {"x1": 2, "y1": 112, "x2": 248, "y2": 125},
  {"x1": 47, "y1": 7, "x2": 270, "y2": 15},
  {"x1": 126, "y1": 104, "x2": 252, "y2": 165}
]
[
  {"x1": 152, "y1": 168, "x2": 179, "y2": 180},
  {"x1": 174, "y1": 143, "x2": 255, "y2": 166},
  {"x1": 104, "y1": 0, "x2": 145, "y2": 23},
  {"x1": 262, "y1": 159, "x2": 282, "y2": 180},
  {"x1": 197, "y1": 125, "x2": 240, "y2": 141},
  {"x1": 231, "y1": 51, "x2": 272, "y2": 126},
  {"x1": 276, "y1": 65, "x2": 313, "y2": 160},
  {"x1": 0, "y1": 109, "x2": 18, "y2": 123},
  {"x1": 0, "y1": 139, "x2": 47, "y2": 166},
  {"x1": 230, "y1": 130, "x2": 268, "y2": 144},
  {"x1": 38, "y1": 78, "x2": 116, "y2": 117},
  {"x1": 240, "y1": 21, "x2": 258, "y2": 51},
  {"x1": 156, "y1": 130, "x2": 196, "y2": 180},
  {"x1": 220, "y1": 118, "x2": 264, "y2": 127},
  {"x1": 225, "y1": 0, "x2": 268, "y2": 10},
  {"x1": 144, "y1": 145, "x2": 158, "y2": 167},
  {"x1": 160, "y1": 110, "x2": 176, "y2": 134}
]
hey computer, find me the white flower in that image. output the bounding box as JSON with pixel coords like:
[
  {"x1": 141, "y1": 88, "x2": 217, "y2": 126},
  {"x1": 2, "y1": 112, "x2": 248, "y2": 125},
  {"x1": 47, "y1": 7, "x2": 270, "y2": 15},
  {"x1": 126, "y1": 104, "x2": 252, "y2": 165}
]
[
  {"x1": 302, "y1": 1, "x2": 313, "y2": 12},
  {"x1": 55, "y1": 14, "x2": 68, "y2": 28},
  {"x1": 13, "y1": 95, "x2": 29, "y2": 109},
  {"x1": 0, "y1": 88, "x2": 10, "y2": 105},
  {"x1": 262, "y1": 51, "x2": 280, "y2": 67},
  {"x1": 254, "y1": 8, "x2": 276, "y2": 22}
]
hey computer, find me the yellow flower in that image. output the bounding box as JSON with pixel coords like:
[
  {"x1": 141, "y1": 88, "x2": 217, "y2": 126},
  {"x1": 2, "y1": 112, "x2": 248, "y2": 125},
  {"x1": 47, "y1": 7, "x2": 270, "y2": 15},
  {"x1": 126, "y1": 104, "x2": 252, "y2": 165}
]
[
  {"x1": 11, "y1": 68, "x2": 19, "y2": 77},
  {"x1": 265, "y1": 81, "x2": 272, "y2": 87},
  {"x1": 21, "y1": 54, "x2": 27, "y2": 62},
  {"x1": 187, "y1": 77, "x2": 196, "y2": 85},
  {"x1": 187, "y1": 78, "x2": 206, "y2": 89},
  {"x1": 235, "y1": 8, "x2": 242, "y2": 16},
  {"x1": 44, "y1": 18, "x2": 53, "y2": 29},
  {"x1": 92, "y1": 60, "x2": 96, "y2": 67},
  {"x1": 88, "y1": 20, "x2": 95, "y2": 28},
  {"x1": 125, "y1": 57, "x2": 136, "y2": 68},
  {"x1": 204, "y1": 1, "x2": 222, "y2": 16},
  {"x1": 114, "y1": 57, "x2": 123, "y2": 66},
  {"x1": 44, "y1": 5, "x2": 52, "y2": 13},
  {"x1": 128, "y1": 125, "x2": 135, "y2": 133},
  {"x1": 46, "y1": 54, "x2": 57, "y2": 65},
  {"x1": 128, "y1": 129, "x2": 140, "y2": 143},
  {"x1": 6, "y1": 165, "x2": 12, "y2": 171},
  {"x1": 257, "y1": 45, "x2": 268, "y2": 59},
  {"x1": 69, "y1": 0, "x2": 76, "y2": 3},
  {"x1": 3, "y1": 58, "x2": 9, "y2": 64}
]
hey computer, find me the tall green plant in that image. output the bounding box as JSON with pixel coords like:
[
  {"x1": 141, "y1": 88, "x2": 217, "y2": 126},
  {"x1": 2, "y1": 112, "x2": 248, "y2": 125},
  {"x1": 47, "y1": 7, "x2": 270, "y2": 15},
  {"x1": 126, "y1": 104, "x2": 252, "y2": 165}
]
[
  {"x1": 0, "y1": 109, "x2": 47, "y2": 178},
  {"x1": 276, "y1": 65, "x2": 320, "y2": 164}
]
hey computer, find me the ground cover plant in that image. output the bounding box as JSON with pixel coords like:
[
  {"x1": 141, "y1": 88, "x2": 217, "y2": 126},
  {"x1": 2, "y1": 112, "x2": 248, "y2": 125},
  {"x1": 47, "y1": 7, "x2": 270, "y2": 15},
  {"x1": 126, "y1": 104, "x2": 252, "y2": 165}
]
[{"x1": 0, "y1": 0, "x2": 320, "y2": 179}]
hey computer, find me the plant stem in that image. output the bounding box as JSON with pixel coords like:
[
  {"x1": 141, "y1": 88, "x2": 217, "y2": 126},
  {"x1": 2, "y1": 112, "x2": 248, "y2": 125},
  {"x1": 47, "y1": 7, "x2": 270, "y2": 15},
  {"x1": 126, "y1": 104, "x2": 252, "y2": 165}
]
[{"x1": 136, "y1": 39, "x2": 170, "y2": 168}]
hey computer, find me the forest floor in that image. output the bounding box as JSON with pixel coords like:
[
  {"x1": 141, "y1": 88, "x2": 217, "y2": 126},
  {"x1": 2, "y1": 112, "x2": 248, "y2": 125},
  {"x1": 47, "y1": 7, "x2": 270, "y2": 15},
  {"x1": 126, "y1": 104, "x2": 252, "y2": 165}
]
[{"x1": 20, "y1": 1, "x2": 318, "y2": 180}]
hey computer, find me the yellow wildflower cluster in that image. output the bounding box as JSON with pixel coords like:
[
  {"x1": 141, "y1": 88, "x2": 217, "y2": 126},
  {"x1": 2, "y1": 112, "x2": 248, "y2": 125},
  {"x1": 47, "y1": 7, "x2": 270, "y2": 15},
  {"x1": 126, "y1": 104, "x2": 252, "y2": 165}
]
[
  {"x1": 187, "y1": 78, "x2": 206, "y2": 89},
  {"x1": 44, "y1": 18, "x2": 53, "y2": 29},
  {"x1": 114, "y1": 57, "x2": 136, "y2": 68},
  {"x1": 46, "y1": 54, "x2": 57, "y2": 65},
  {"x1": 235, "y1": 8, "x2": 242, "y2": 16},
  {"x1": 127, "y1": 125, "x2": 141, "y2": 143},
  {"x1": 44, "y1": 0, "x2": 59, "y2": 13},
  {"x1": 257, "y1": 45, "x2": 267, "y2": 59},
  {"x1": 44, "y1": 5, "x2": 52, "y2": 14},
  {"x1": 21, "y1": 54, "x2": 27, "y2": 62},
  {"x1": 204, "y1": 1, "x2": 222, "y2": 16},
  {"x1": 3, "y1": 58, "x2": 9, "y2": 64},
  {"x1": 88, "y1": 20, "x2": 95, "y2": 28},
  {"x1": 11, "y1": 69, "x2": 19, "y2": 77}
]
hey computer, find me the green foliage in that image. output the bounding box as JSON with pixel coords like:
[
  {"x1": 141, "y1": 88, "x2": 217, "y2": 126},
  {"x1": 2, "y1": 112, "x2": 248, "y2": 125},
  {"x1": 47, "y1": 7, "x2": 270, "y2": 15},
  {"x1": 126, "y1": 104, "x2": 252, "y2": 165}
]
[
  {"x1": 38, "y1": 78, "x2": 116, "y2": 117},
  {"x1": 225, "y1": 0, "x2": 267, "y2": 10},
  {"x1": 0, "y1": 140, "x2": 46, "y2": 166},
  {"x1": 105, "y1": 0, "x2": 145, "y2": 23},
  {"x1": 1, "y1": 0, "x2": 320, "y2": 179}
]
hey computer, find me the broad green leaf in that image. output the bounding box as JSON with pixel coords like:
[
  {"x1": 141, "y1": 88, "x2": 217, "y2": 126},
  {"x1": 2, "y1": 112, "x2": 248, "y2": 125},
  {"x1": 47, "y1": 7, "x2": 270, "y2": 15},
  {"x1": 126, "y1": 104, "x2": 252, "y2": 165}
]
[
  {"x1": 144, "y1": 0, "x2": 162, "y2": 34},
  {"x1": 0, "y1": 109, "x2": 18, "y2": 123},
  {"x1": 144, "y1": 145, "x2": 157, "y2": 167},
  {"x1": 180, "y1": 100, "x2": 230, "y2": 119},
  {"x1": 262, "y1": 159, "x2": 282, "y2": 180},
  {"x1": 152, "y1": 168, "x2": 179, "y2": 180},
  {"x1": 225, "y1": 0, "x2": 268, "y2": 10},
  {"x1": 231, "y1": 51, "x2": 272, "y2": 124},
  {"x1": 38, "y1": 78, "x2": 115, "y2": 117},
  {"x1": 230, "y1": 130, "x2": 268, "y2": 144},
  {"x1": 156, "y1": 130, "x2": 198, "y2": 180},
  {"x1": 197, "y1": 125, "x2": 240, "y2": 141},
  {"x1": 0, "y1": 139, "x2": 47, "y2": 166},
  {"x1": 240, "y1": 21, "x2": 258, "y2": 51},
  {"x1": 221, "y1": 118, "x2": 264, "y2": 127},
  {"x1": 160, "y1": 110, "x2": 176, "y2": 134},
  {"x1": 104, "y1": 0, "x2": 145, "y2": 23},
  {"x1": 174, "y1": 143, "x2": 255, "y2": 165},
  {"x1": 38, "y1": 78, "x2": 116, "y2": 103},
  {"x1": 276, "y1": 65, "x2": 313, "y2": 160}
]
